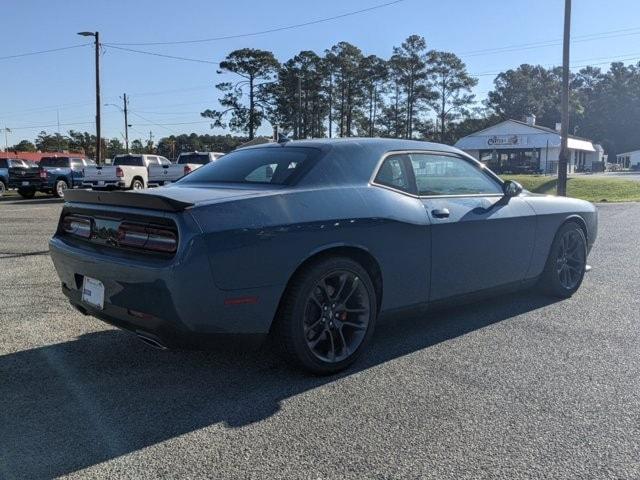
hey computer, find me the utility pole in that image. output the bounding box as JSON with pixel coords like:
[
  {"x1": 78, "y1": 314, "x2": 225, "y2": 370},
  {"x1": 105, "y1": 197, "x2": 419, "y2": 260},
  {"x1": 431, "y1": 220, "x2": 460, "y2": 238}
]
[
  {"x1": 557, "y1": 0, "x2": 571, "y2": 196},
  {"x1": 2, "y1": 127, "x2": 10, "y2": 151},
  {"x1": 148, "y1": 131, "x2": 154, "y2": 153},
  {"x1": 77, "y1": 31, "x2": 101, "y2": 164},
  {"x1": 298, "y1": 76, "x2": 303, "y2": 139},
  {"x1": 328, "y1": 74, "x2": 333, "y2": 139},
  {"x1": 56, "y1": 109, "x2": 61, "y2": 151},
  {"x1": 123, "y1": 93, "x2": 129, "y2": 153}
]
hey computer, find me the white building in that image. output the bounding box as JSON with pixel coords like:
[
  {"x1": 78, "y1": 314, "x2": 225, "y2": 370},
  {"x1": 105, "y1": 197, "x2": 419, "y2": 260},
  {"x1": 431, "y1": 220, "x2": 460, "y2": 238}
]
[
  {"x1": 455, "y1": 116, "x2": 604, "y2": 174},
  {"x1": 615, "y1": 150, "x2": 640, "y2": 169}
]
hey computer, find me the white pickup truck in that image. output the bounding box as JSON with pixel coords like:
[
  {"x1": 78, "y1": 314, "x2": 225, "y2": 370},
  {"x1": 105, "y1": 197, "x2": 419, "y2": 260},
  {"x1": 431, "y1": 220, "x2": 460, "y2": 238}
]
[
  {"x1": 147, "y1": 151, "x2": 224, "y2": 187},
  {"x1": 83, "y1": 154, "x2": 170, "y2": 190}
]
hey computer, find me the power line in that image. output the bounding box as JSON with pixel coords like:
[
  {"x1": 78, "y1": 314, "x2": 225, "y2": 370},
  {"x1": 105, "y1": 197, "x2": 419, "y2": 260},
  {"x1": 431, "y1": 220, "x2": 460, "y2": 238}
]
[
  {"x1": 0, "y1": 43, "x2": 90, "y2": 61},
  {"x1": 471, "y1": 52, "x2": 640, "y2": 77},
  {"x1": 128, "y1": 111, "x2": 180, "y2": 135},
  {"x1": 104, "y1": 45, "x2": 219, "y2": 65},
  {"x1": 459, "y1": 26, "x2": 640, "y2": 58},
  {"x1": 108, "y1": 0, "x2": 407, "y2": 46},
  {"x1": 8, "y1": 121, "x2": 95, "y2": 131}
]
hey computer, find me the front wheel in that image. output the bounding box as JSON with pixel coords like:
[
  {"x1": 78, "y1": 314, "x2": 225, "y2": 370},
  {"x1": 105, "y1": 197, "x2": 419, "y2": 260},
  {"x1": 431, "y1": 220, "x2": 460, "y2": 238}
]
[
  {"x1": 0, "y1": 181, "x2": 6, "y2": 197},
  {"x1": 274, "y1": 256, "x2": 377, "y2": 375},
  {"x1": 131, "y1": 179, "x2": 144, "y2": 190},
  {"x1": 539, "y1": 222, "x2": 587, "y2": 298},
  {"x1": 54, "y1": 179, "x2": 69, "y2": 198},
  {"x1": 17, "y1": 187, "x2": 36, "y2": 199}
]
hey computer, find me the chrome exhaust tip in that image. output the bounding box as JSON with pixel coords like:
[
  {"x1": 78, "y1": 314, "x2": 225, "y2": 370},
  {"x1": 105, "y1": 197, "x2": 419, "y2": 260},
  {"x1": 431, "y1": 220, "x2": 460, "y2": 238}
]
[{"x1": 135, "y1": 332, "x2": 168, "y2": 350}]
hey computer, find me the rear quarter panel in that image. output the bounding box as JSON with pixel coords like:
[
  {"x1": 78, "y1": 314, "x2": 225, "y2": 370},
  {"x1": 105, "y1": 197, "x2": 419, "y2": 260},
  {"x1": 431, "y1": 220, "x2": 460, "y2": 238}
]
[{"x1": 190, "y1": 186, "x2": 432, "y2": 313}]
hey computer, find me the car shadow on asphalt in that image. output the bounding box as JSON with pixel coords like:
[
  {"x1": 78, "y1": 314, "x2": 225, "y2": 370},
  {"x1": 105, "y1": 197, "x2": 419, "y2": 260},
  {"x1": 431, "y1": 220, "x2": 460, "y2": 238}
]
[{"x1": 0, "y1": 291, "x2": 559, "y2": 479}]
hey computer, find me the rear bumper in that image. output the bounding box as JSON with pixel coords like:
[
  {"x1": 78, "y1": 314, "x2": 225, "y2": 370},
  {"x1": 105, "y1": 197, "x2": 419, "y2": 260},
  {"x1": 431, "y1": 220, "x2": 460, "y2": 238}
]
[
  {"x1": 7, "y1": 180, "x2": 41, "y2": 189},
  {"x1": 83, "y1": 180, "x2": 126, "y2": 189},
  {"x1": 49, "y1": 234, "x2": 282, "y2": 348}
]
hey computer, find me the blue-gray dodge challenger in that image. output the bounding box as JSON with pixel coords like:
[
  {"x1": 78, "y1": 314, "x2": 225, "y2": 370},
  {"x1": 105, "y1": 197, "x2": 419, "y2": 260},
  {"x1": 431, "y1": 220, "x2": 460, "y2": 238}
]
[{"x1": 50, "y1": 138, "x2": 597, "y2": 374}]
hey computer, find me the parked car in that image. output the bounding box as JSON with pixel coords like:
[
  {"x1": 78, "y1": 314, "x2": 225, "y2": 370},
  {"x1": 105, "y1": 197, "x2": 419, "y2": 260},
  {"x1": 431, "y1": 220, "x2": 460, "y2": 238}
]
[
  {"x1": 39, "y1": 156, "x2": 95, "y2": 198},
  {"x1": 0, "y1": 157, "x2": 43, "y2": 198},
  {"x1": 83, "y1": 154, "x2": 170, "y2": 190},
  {"x1": 50, "y1": 138, "x2": 597, "y2": 374},
  {"x1": 148, "y1": 151, "x2": 224, "y2": 187}
]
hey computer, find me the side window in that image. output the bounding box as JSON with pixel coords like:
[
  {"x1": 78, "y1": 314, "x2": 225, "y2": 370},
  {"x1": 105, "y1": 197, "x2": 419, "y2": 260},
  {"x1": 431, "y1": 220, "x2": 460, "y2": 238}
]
[
  {"x1": 71, "y1": 159, "x2": 83, "y2": 169},
  {"x1": 0, "y1": 159, "x2": 7, "y2": 168},
  {"x1": 146, "y1": 156, "x2": 159, "y2": 165},
  {"x1": 374, "y1": 154, "x2": 413, "y2": 193},
  {"x1": 409, "y1": 153, "x2": 502, "y2": 196},
  {"x1": 159, "y1": 156, "x2": 171, "y2": 165},
  {"x1": 245, "y1": 163, "x2": 277, "y2": 182}
]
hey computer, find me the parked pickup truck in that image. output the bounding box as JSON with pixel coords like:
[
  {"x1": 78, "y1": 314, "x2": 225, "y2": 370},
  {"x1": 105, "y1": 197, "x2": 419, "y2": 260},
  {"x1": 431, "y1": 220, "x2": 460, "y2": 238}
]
[
  {"x1": 0, "y1": 157, "x2": 43, "y2": 198},
  {"x1": 83, "y1": 154, "x2": 170, "y2": 190},
  {"x1": 147, "y1": 151, "x2": 224, "y2": 187},
  {"x1": 39, "y1": 155, "x2": 95, "y2": 198}
]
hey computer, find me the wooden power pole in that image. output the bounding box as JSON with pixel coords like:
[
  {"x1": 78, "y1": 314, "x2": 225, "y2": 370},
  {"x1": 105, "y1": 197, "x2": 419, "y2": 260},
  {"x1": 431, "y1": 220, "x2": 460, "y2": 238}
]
[{"x1": 557, "y1": 0, "x2": 571, "y2": 196}]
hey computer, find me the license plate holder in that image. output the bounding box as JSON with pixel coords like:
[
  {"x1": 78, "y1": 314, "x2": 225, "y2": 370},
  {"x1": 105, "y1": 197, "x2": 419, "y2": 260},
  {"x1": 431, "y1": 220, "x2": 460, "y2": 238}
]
[
  {"x1": 22, "y1": 181, "x2": 29, "y2": 186},
  {"x1": 82, "y1": 276, "x2": 105, "y2": 310},
  {"x1": 97, "y1": 180, "x2": 105, "y2": 186}
]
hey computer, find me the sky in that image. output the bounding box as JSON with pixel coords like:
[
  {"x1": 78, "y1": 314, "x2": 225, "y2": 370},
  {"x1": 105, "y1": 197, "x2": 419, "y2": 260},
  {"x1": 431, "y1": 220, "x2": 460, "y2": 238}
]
[{"x1": 1, "y1": 0, "x2": 640, "y2": 146}]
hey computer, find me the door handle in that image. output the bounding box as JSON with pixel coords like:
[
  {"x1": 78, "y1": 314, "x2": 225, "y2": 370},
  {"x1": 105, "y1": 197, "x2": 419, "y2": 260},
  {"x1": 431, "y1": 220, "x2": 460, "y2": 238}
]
[{"x1": 431, "y1": 208, "x2": 450, "y2": 219}]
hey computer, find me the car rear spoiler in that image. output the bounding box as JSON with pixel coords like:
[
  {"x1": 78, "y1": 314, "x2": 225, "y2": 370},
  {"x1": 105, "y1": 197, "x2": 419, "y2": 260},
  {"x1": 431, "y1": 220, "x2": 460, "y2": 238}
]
[{"x1": 63, "y1": 189, "x2": 194, "y2": 212}]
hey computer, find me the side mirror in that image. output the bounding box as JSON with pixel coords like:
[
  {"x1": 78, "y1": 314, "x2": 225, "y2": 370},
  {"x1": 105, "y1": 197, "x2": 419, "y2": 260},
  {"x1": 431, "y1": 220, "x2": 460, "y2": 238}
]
[{"x1": 502, "y1": 180, "x2": 523, "y2": 197}]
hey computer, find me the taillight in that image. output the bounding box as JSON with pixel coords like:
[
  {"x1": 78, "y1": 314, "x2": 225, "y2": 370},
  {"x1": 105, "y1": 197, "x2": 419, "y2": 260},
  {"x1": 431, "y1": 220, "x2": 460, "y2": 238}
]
[
  {"x1": 61, "y1": 215, "x2": 92, "y2": 238},
  {"x1": 117, "y1": 223, "x2": 177, "y2": 253},
  {"x1": 39, "y1": 169, "x2": 47, "y2": 179},
  {"x1": 183, "y1": 165, "x2": 192, "y2": 175},
  {"x1": 116, "y1": 167, "x2": 124, "y2": 177}
]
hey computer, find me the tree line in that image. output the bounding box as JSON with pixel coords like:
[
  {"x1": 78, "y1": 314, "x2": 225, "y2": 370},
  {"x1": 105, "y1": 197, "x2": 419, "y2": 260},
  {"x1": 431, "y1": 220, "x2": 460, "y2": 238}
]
[
  {"x1": 9, "y1": 131, "x2": 249, "y2": 160},
  {"x1": 7, "y1": 35, "x2": 640, "y2": 158},
  {"x1": 202, "y1": 35, "x2": 478, "y2": 144}
]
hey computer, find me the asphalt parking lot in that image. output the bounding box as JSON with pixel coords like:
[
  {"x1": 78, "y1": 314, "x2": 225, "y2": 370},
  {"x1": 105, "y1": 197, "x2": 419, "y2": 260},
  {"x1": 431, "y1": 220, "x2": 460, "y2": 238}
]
[{"x1": 1, "y1": 197, "x2": 639, "y2": 479}]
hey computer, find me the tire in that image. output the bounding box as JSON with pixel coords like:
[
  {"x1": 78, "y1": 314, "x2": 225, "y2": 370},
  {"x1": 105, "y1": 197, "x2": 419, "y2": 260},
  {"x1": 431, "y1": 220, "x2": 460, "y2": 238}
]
[
  {"x1": 17, "y1": 187, "x2": 36, "y2": 199},
  {"x1": 0, "y1": 180, "x2": 6, "y2": 197},
  {"x1": 539, "y1": 221, "x2": 587, "y2": 298},
  {"x1": 274, "y1": 256, "x2": 378, "y2": 375},
  {"x1": 131, "y1": 178, "x2": 144, "y2": 190},
  {"x1": 54, "y1": 179, "x2": 69, "y2": 198}
]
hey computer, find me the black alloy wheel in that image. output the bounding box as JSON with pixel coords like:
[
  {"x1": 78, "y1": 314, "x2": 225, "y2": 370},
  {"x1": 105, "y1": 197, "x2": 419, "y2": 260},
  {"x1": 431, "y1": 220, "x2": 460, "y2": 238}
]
[
  {"x1": 275, "y1": 256, "x2": 377, "y2": 375},
  {"x1": 555, "y1": 229, "x2": 586, "y2": 290},
  {"x1": 540, "y1": 222, "x2": 587, "y2": 298},
  {"x1": 303, "y1": 270, "x2": 371, "y2": 363}
]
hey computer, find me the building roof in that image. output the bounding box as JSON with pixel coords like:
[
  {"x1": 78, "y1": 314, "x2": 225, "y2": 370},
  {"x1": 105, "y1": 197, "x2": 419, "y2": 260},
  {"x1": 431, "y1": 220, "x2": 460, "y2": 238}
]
[
  {"x1": 455, "y1": 119, "x2": 597, "y2": 152},
  {"x1": 0, "y1": 150, "x2": 86, "y2": 162},
  {"x1": 616, "y1": 149, "x2": 640, "y2": 157}
]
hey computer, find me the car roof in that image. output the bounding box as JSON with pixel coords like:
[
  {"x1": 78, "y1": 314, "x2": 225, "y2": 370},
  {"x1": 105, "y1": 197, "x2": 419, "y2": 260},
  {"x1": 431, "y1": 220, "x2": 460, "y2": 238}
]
[
  {"x1": 238, "y1": 137, "x2": 468, "y2": 186},
  {"x1": 241, "y1": 137, "x2": 462, "y2": 154}
]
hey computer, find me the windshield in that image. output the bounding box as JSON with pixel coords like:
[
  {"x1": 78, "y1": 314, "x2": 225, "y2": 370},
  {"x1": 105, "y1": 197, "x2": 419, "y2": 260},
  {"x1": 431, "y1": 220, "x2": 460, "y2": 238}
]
[
  {"x1": 8, "y1": 159, "x2": 26, "y2": 168},
  {"x1": 40, "y1": 157, "x2": 69, "y2": 168},
  {"x1": 178, "y1": 153, "x2": 210, "y2": 165},
  {"x1": 114, "y1": 155, "x2": 143, "y2": 166},
  {"x1": 179, "y1": 147, "x2": 320, "y2": 186}
]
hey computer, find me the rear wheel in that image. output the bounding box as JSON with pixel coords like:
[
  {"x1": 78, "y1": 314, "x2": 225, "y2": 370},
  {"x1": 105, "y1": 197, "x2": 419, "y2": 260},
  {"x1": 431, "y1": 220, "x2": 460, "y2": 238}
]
[
  {"x1": 131, "y1": 178, "x2": 144, "y2": 190},
  {"x1": 274, "y1": 256, "x2": 377, "y2": 375},
  {"x1": 0, "y1": 180, "x2": 6, "y2": 197},
  {"x1": 539, "y1": 222, "x2": 587, "y2": 298},
  {"x1": 54, "y1": 179, "x2": 68, "y2": 198},
  {"x1": 17, "y1": 187, "x2": 36, "y2": 199}
]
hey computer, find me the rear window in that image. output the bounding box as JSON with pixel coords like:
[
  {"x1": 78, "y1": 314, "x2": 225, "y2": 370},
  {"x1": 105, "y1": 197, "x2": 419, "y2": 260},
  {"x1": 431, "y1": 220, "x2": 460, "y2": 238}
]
[
  {"x1": 179, "y1": 147, "x2": 320, "y2": 185},
  {"x1": 178, "y1": 153, "x2": 210, "y2": 165},
  {"x1": 40, "y1": 157, "x2": 70, "y2": 167},
  {"x1": 114, "y1": 155, "x2": 144, "y2": 166}
]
